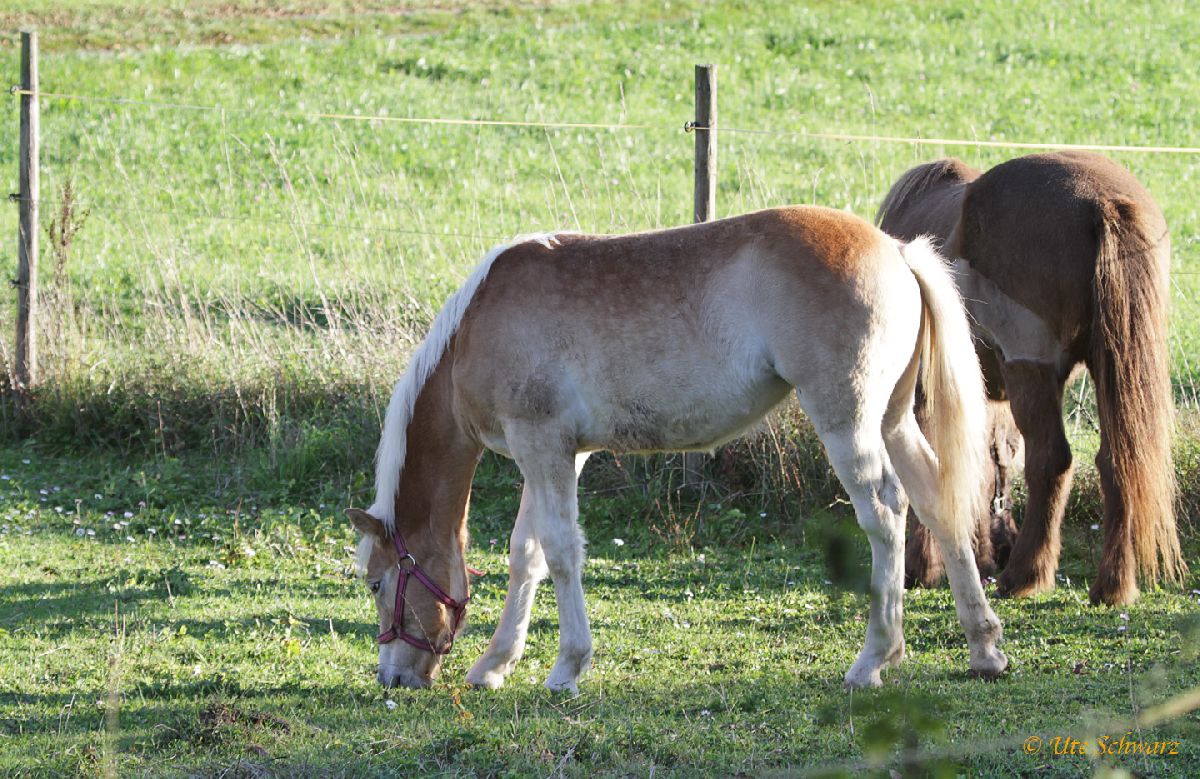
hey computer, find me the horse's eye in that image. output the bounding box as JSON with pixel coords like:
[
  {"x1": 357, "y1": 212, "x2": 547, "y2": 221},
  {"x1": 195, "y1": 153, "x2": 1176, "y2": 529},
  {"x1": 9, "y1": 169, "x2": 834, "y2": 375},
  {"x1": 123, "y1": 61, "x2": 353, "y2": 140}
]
[{"x1": 369, "y1": 581, "x2": 381, "y2": 594}]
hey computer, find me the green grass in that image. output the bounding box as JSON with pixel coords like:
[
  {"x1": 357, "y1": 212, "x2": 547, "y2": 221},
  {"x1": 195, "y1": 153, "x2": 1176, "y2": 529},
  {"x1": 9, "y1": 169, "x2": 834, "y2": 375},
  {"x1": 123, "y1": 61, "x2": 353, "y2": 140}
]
[
  {"x1": 1, "y1": 449, "x2": 1199, "y2": 777},
  {"x1": 0, "y1": 0, "x2": 1198, "y2": 447},
  {"x1": 1, "y1": 0, "x2": 1199, "y2": 775}
]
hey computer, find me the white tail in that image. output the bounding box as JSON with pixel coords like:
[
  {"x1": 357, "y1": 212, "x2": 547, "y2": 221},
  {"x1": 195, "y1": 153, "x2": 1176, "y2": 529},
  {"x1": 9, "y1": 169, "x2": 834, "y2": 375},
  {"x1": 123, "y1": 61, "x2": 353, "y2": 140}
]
[{"x1": 900, "y1": 237, "x2": 989, "y2": 546}]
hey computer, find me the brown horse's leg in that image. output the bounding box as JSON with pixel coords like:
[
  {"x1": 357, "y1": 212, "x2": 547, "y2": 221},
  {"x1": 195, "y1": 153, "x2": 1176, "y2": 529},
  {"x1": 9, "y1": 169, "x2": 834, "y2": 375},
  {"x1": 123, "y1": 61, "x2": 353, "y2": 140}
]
[
  {"x1": 904, "y1": 512, "x2": 945, "y2": 587},
  {"x1": 987, "y1": 400, "x2": 1021, "y2": 571},
  {"x1": 1089, "y1": 437, "x2": 1138, "y2": 605},
  {"x1": 995, "y1": 361, "x2": 1073, "y2": 598}
]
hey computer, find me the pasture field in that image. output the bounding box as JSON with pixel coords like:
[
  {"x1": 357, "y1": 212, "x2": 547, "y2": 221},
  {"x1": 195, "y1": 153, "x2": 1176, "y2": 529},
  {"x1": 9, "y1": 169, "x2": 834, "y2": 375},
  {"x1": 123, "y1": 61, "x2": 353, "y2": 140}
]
[{"x1": 0, "y1": 0, "x2": 1198, "y2": 775}]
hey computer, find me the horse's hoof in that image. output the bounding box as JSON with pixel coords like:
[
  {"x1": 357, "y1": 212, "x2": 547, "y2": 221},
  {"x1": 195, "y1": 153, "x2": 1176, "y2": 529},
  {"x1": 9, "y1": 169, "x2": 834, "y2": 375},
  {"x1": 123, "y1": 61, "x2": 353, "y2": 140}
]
[
  {"x1": 995, "y1": 569, "x2": 1052, "y2": 598},
  {"x1": 843, "y1": 668, "x2": 884, "y2": 690},
  {"x1": 968, "y1": 648, "x2": 1008, "y2": 680},
  {"x1": 544, "y1": 678, "x2": 580, "y2": 696},
  {"x1": 1088, "y1": 579, "x2": 1139, "y2": 607},
  {"x1": 465, "y1": 667, "x2": 506, "y2": 690}
]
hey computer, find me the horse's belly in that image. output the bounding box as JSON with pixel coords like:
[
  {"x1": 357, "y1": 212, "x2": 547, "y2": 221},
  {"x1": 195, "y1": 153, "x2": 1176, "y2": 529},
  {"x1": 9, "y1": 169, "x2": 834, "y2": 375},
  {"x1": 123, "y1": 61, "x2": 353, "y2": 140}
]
[{"x1": 582, "y1": 374, "x2": 792, "y2": 454}]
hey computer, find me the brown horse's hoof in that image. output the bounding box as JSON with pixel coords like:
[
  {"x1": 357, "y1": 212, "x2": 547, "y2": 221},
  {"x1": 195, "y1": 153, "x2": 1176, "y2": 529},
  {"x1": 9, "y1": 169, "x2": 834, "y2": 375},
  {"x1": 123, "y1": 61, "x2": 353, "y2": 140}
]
[
  {"x1": 994, "y1": 568, "x2": 1054, "y2": 598},
  {"x1": 1088, "y1": 578, "x2": 1139, "y2": 607},
  {"x1": 904, "y1": 565, "x2": 944, "y2": 589}
]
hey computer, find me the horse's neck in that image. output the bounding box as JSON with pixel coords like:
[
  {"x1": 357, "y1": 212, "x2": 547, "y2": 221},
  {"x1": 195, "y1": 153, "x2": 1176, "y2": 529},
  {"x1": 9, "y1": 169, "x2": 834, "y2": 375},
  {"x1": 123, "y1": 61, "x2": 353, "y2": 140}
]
[{"x1": 394, "y1": 361, "x2": 481, "y2": 544}]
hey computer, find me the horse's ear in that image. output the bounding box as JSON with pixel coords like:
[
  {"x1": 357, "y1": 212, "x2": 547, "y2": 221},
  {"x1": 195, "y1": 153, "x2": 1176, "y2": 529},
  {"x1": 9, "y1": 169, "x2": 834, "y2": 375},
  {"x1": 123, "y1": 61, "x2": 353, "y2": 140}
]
[{"x1": 346, "y1": 508, "x2": 386, "y2": 539}]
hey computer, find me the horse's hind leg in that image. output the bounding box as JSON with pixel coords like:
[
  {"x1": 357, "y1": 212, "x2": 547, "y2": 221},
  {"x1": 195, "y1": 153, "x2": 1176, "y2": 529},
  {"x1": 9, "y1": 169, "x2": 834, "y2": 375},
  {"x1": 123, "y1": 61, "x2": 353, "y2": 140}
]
[
  {"x1": 820, "y1": 428, "x2": 909, "y2": 689},
  {"x1": 884, "y1": 413, "x2": 1007, "y2": 677},
  {"x1": 995, "y1": 361, "x2": 1073, "y2": 598},
  {"x1": 1089, "y1": 436, "x2": 1137, "y2": 605},
  {"x1": 466, "y1": 486, "x2": 547, "y2": 689}
]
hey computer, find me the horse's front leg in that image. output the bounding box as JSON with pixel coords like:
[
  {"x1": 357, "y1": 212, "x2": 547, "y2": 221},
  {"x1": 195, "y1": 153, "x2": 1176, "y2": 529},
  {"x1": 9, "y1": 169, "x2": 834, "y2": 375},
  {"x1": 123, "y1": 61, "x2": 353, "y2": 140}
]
[
  {"x1": 501, "y1": 444, "x2": 592, "y2": 693},
  {"x1": 466, "y1": 487, "x2": 546, "y2": 689}
]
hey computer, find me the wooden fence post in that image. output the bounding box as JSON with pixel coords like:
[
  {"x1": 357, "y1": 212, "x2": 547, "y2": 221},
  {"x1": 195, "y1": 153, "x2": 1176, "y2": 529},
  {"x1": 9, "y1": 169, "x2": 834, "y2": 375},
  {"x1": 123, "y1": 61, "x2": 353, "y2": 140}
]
[
  {"x1": 684, "y1": 63, "x2": 716, "y2": 486},
  {"x1": 14, "y1": 29, "x2": 39, "y2": 394}
]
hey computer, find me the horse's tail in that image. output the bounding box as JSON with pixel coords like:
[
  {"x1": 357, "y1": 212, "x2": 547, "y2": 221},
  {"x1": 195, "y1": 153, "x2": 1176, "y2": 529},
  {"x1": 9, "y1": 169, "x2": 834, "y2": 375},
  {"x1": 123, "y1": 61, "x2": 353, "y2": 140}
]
[
  {"x1": 900, "y1": 237, "x2": 989, "y2": 544},
  {"x1": 1090, "y1": 199, "x2": 1183, "y2": 586}
]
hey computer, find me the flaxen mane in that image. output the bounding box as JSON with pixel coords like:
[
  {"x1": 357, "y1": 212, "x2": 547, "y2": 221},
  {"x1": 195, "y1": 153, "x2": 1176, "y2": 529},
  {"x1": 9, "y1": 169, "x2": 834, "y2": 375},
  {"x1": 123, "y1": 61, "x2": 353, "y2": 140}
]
[{"x1": 367, "y1": 233, "x2": 560, "y2": 530}]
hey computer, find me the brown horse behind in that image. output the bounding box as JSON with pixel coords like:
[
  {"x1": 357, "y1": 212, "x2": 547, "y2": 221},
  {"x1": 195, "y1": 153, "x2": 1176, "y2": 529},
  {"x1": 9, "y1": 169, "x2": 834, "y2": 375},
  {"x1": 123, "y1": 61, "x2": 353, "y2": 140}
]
[{"x1": 878, "y1": 152, "x2": 1183, "y2": 606}]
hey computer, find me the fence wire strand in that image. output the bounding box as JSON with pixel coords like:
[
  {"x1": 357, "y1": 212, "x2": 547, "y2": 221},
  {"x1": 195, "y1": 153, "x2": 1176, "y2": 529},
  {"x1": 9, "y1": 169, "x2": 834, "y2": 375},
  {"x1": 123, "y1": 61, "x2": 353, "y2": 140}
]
[{"x1": 14, "y1": 87, "x2": 1200, "y2": 155}]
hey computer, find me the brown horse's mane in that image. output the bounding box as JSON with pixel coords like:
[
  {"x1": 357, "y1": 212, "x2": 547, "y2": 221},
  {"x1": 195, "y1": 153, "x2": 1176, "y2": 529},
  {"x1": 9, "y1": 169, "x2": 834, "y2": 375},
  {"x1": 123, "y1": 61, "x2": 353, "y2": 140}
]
[{"x1": 876, "y1": 157, "x2": 980, "y2": 228}]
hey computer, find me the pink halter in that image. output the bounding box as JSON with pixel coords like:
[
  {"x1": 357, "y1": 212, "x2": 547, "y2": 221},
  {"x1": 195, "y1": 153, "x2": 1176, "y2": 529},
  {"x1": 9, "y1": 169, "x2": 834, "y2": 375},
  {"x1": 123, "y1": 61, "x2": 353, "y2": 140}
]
[{"x1": 376, "y1": 530, "x2": 471, "y2": 654}]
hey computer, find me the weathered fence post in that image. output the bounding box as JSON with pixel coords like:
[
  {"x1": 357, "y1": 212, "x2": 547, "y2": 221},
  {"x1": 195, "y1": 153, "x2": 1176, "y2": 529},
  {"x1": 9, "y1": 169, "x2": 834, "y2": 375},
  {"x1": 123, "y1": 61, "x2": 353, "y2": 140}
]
[
  {"x1": 684, "y1": 63, "x2": 716, "y2": 486},
  {"x1": 14, "y1": 29, "x2": 39, "y2": 394}
]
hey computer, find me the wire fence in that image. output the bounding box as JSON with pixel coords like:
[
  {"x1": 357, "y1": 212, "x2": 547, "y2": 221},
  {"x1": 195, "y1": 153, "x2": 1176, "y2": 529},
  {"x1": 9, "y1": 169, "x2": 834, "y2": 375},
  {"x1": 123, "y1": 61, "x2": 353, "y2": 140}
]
[
  {"x1": 15, "y1": 86, "x2": 1200, "y2": 264},
  {"x1": 6, "y1": 79, "x2": 1200, "y2": 414}
]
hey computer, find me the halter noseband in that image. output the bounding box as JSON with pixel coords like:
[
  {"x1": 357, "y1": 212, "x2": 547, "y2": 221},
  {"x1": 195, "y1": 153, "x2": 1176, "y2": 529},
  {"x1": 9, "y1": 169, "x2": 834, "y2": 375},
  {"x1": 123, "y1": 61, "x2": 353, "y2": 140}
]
[{"x1": 376, "y1": 530, "x2": 471, "y2": 655}]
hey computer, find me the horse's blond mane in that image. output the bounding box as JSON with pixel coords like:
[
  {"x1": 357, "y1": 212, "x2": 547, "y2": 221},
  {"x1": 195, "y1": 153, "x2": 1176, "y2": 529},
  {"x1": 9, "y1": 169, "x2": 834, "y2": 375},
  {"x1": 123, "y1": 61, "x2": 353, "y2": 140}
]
[{"x1": 368, "y1": 233, "x2": 560, "y2": 530}]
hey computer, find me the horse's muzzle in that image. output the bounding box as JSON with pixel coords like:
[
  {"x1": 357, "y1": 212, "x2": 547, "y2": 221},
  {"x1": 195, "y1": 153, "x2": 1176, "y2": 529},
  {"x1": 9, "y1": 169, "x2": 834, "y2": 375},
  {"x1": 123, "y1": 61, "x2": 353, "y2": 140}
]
[{"x1": 378, "y1": 664, "x2": 433, "y2": 689}]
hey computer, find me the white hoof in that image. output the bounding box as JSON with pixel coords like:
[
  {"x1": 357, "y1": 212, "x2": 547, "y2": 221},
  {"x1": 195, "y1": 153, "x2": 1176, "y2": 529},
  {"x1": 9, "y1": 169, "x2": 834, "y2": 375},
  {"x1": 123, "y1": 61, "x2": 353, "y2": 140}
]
[
  {"x1": 843, "y1": 666, "x2": 884, "y2": 690},
  {"x1": 544, "y1": 676, "x2": 580, "y2": 695},
  {"x1": 465, "y1": 663, "x2": 507, "y2": 690},
  {"x1": 969, "y1": 647, "x2": 1008, "y2": 679}
]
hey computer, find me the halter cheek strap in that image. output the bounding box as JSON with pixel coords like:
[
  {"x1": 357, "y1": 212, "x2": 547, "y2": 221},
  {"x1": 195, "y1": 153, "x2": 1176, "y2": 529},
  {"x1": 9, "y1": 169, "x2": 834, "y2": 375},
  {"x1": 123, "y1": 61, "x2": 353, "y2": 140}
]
[{"x1": 376, "y1": 531, "x2": 472, "y2": 655}]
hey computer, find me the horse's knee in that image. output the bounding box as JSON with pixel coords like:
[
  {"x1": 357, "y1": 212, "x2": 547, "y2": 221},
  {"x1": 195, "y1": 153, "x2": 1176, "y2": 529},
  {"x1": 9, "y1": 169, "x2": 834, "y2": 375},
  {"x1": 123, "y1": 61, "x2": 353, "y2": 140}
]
[
  {"x1": 510, "y1": 534, "x2": 548, "y2": 579},
  {"x1": 537, "y1": 522, "x2": 584, "y2": 579}
]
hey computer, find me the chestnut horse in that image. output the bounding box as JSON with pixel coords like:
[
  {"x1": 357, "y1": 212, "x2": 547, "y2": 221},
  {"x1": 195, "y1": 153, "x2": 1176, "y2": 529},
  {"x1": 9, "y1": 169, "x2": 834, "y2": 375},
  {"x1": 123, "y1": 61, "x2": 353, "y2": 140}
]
[
  {"x1": 347, "y1": 206, "x2": 1006, "y2": 692},
  {"x1": 877, "y1": 152, "x2": 1183, "y2": 606}
]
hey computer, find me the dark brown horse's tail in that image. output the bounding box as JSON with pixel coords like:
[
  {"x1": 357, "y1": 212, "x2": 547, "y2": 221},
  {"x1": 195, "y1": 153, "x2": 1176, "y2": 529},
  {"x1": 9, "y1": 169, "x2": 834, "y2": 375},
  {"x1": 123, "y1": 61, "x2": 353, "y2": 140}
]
[{"x1": 1090, "y1": 199, "x2": 1183, "y2": 587}]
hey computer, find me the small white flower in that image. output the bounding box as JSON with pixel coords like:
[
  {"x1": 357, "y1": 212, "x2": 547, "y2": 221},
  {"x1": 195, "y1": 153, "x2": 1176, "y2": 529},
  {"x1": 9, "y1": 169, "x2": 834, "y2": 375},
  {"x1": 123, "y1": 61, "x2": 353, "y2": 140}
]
[
  {"x1": 38, "y1": 489, "x2": 48, "y2": 496},
  {"x1": 94, "y1": 493, "x2": 102, "y2": 500},
  {"x1": 1119, "y1": 613, "x2": 1130, "y2": 621},
  {"x1": 612, "y1": 538, "x2": 625, "y2": 547},
  {"x1": 1, "y1": 475, "x2": 10, "y2": 480},
  {"x1": 54, "y1": 506, "x2": 63, "y2": 513},
  {"x1": 385, "y1": 699, "x2": 398, "y2": 711},
  {"x1": 1090, "y1": 524, "x2": 1100, "y2": 531},
  {"x1": 700, "y1": 709, "x2": 711, "y2": 717},
  {"x1": 123, "y1": 511, "x2": 134, "y2": 519},
  {"x1": 1117, "y1": 625, "x2": 1127, "y2": 633},
  {"x1": 75, "y1": 528, "x2": 85, "y2": 536},
  {"x1": 112, "y1": 523, "x2": 121, "y2": 531},
  {"x1": 86, "y1": 529, "x2": 95, "y2": 536},
  {"x1": 21, "y1": 459, "x2": 30, "y2": 464},
  {"x1": 148, "y1": 528, "x2": 157, "y2": 535},
  {"x1": 759, "y1": 512, "x2": 767, "y2": 518}
]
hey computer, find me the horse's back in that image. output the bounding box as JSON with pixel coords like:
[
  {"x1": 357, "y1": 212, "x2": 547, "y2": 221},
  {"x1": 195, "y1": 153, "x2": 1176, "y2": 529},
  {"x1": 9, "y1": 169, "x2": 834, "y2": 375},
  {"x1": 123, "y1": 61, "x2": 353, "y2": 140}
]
[
  {"x1": 957, "y1": 152, "x2": 1165, "y2": 353},
  {"x1": 450, "y1": 207, "x2": 916, "y2": 454}
]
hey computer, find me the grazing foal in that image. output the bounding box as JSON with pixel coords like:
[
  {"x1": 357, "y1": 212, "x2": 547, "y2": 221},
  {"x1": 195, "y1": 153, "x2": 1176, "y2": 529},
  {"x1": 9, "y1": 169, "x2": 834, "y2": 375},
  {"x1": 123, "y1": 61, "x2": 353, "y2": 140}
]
[{"x1": 349, "y1": 206, "x2": 1006, "y2": 692}]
